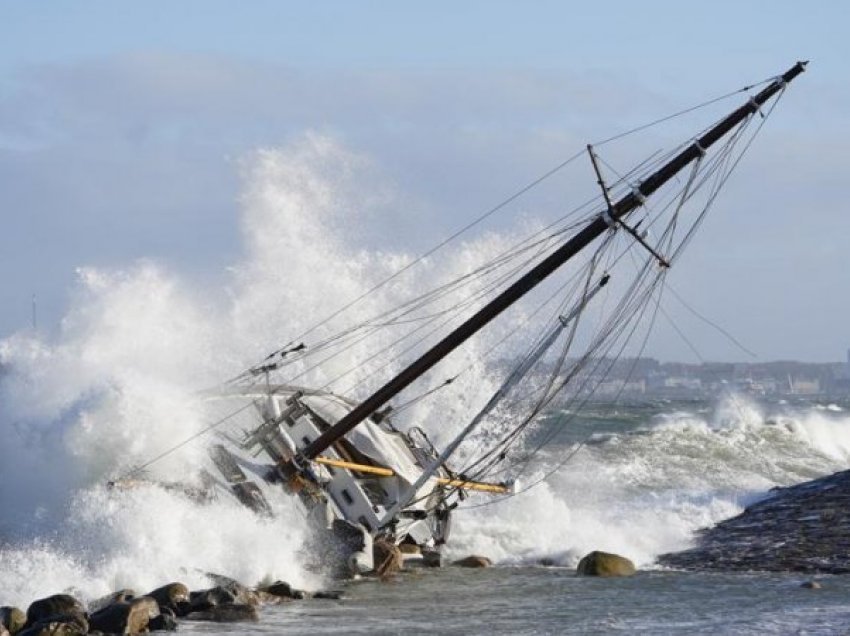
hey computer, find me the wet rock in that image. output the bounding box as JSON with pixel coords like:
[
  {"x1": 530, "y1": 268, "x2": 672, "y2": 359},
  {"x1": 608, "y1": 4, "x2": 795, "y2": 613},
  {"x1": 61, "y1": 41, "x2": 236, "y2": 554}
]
[
  {"x1": 312, "y1": 590, "x2": 344, "y2": 600},
  {"x1": 258, "y1": 580, "x2": 305, "y2": 601},
  {"x1": 18, "y1": 612, "x2": 88, "y2": 636},
  {"x1": 0, "y1": 607, "x2": 26, "y2": 635},
  {"x1": 185, "y1": 603, "x2": 259, "y2": 623},
  {"x1": 218, "y1": 581, "x2": 260, "y2": 606},
  {"x1": 146, "y1": 582, "x2": 188, "y2": 612},
  {"x1": 259, "y1": 581, "x2": 297, "y2": 599},
  {"x1": 87, "y1": 589, "x2": 135, "y2": 614},
  {"x1": 801, "y1": 580, "x2": 822, "y2": 589},
  {"x1": 576, "y1": 551, "x2": 636, "y2": 577},
  {"x1": 452, "y1": 555, "x2": 492, "y2": 568},
  {"x1": 659, "y1": 469, "x2": 850, "y2": 574},
  {"x1": 189, "y1": 586, "x2": 236, "y2": 611},
  {"x1": 538, "y1": 558, "x2": 556, "y2": 567},
  {"x1": 88, "y1": 597, "x2": 158, "y2": 634},
  {"x1": 148, "y1": 607, "x2": 178, "y2": 631},
  {"x1": 372, "y1": 539, "x2": 403, "y2": 577},
  {"x1": 25, "y1": 596, "x2": 85, "y2": 628}
]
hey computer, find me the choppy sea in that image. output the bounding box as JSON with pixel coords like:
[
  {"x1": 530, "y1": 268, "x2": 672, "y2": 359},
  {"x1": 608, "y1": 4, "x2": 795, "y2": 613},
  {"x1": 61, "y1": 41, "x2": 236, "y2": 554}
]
[{"x1": 3, "y1": 395, "x2": 850, "y2": 634}]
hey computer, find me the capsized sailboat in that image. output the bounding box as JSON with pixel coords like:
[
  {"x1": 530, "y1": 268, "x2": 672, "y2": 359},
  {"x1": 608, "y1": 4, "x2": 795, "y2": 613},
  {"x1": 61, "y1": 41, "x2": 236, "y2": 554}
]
[{"x1": 130, "y1": 62, "x2": 808, "y2": 575}]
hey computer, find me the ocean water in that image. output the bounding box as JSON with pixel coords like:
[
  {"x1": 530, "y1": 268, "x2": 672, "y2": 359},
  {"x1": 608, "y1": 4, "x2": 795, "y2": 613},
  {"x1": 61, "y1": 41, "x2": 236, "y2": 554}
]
[{"x1": 2, "y1": 135, "x2": 850, "y2": 633}]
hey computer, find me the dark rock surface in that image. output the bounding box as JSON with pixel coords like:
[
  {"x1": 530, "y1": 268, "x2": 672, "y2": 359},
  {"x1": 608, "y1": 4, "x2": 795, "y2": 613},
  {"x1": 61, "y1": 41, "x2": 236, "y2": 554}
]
[
  {"x1": 146, "y1": 583, "x2": 188, "y2": 612},
  {"x1": 659, "y1": 469, "x2": 850, "y2": 573},
  {"x1": 185, "y1": 604, "x2": 259, "y2": 623},
  {"x1": 0, "y1": 607, "x2": 26, "y2": 635},
  {"x1": 452, "y1": 555, "x2": 493, "y2": 568},
  {"x1": 24, "y1": 596, "x2": 85, "y2": 628},
  {"x1": 576, "y1": 551, "x2": 636, "y2": 577},
  {"x1": 88, "y1": 597, "x2": 157, "y2": 634}
]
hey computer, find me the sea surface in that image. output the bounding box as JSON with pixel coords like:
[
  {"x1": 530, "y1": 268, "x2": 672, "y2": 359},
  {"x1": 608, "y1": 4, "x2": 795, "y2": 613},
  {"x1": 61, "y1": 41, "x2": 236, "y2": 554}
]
[{"x1": 3, "y1": 395, "x2": 850, "y2": 634}]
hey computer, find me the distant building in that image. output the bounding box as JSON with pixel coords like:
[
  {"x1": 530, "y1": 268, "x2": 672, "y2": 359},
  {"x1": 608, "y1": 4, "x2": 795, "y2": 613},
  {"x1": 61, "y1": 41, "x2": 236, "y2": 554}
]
[{"x1": 789, "y1": 377, "x2": 820, "y2": 395}]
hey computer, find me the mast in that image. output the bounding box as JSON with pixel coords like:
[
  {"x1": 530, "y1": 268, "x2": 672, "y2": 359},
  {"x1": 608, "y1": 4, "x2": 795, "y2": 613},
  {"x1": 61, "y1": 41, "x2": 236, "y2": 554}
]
[{"x1": 301, "y1": 61, "x2": 807, "y2": 461}]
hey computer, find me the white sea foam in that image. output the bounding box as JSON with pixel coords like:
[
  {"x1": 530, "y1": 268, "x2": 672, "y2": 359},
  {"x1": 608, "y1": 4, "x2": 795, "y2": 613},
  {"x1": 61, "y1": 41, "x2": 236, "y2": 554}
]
[{"x1": 0, "y1": 135, "x2": 846, "y2": 606}]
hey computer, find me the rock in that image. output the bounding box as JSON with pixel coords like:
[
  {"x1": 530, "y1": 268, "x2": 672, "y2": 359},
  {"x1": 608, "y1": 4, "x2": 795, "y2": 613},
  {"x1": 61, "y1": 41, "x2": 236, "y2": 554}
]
[
  {"x1": 18, "y1": 613, "x2": 88, "y2": 636},
  {"x1": 0, "y1": 607, "x2": 26, "y2": 635},
  {"x1": 452, "y1": 555, "x2": 492, "y2": 568},
  {"x1": 372, "y1": 539, "x2": 403, "y2": 578},
  {"x1": 218, "y1": 581, "x2": 260, "y2": 607},
  {"x1": 189, "y1": 586, "x2": 236, "y2": 611},
  {"x1": 576, "y1": 551, "x2": 636, "y2": 577},
  {"x1": 146, "y1": 582, "x2": 189, "y2": 611},
  {"x1": 88, "y1": 597, "x2": 158, "y2": 634},
  {"x1": 25, "y1": 596, "x2": 85, "y2": 628},
  {"x1": 658, "y1": 469, "x2": 850, "y2": 574},
  {"x1": 312, "y1": 590, "x2": 344, "y2": 600},
  {"x1": 185, "y1": 604, "x2": 259, "y2": 623},
  {"x1": 258, "y1": 581, "x2": 305, "y2": 600},
  {"x1": 801, "y1": 580, "x2": 822, "y2": 589},
  {"x1": 148, "y1": 607, "x2": 178, "y2": 631},
  {"x1": 87, "y1": 589, "x2": 135, "y2": 614},
  {"x1": 397, "y1": 543, "x2": 421, "y2": 555},
  {"x1": 538, "y1": 558, "x2": 556, "y2": 567}
]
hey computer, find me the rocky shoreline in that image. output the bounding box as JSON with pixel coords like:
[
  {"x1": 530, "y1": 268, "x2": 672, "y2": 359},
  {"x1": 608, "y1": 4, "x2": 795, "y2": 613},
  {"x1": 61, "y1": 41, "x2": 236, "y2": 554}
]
[
  {"x1": 0, "y1": 547, "x2": 641, "y2": 635},
  {"x1": 658, "y1": 468, "x2": 850, "y2": 574},
  {"x1": 0, "y1": 575, "x2": 348, "y2": 636}
]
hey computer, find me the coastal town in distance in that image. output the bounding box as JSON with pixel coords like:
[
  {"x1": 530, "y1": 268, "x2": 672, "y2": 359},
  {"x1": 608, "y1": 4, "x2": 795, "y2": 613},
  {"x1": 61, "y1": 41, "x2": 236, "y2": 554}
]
[{"x1": 580, "y1": 349, "x2": 850, "y2": 399}]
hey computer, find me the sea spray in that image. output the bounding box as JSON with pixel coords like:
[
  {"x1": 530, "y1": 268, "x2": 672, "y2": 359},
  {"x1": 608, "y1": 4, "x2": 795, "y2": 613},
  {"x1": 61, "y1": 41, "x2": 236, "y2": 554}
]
[
  {"x1": 446, "y1": 394, "x2": 850, "y2": 568},
  {"x1": 0, "y1": 134, "x2": 511, "y2": 605}
]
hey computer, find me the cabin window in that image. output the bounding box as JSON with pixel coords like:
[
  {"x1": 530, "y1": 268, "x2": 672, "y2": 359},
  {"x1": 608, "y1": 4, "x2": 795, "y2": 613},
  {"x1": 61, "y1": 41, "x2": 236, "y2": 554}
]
[
  {"x1": 301, "y1": 436, "x2": 311, "y2": 446},
  {"x1": 358, "y1": 516, "x2": 372, "y2": 531},
  {"x1": 341, "y1": 489, "x2": 354, "y2": 505}
]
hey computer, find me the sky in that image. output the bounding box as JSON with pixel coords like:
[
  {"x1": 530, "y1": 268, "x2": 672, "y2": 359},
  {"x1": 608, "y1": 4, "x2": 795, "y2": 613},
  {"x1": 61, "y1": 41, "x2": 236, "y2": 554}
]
[{"x1": 0, "y1": 1, "x2": 848, "y2": 363}]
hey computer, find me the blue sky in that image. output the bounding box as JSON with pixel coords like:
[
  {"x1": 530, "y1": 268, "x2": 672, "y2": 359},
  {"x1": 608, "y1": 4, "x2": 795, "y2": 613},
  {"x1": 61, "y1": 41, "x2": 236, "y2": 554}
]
[{"x1": 1, "y1": 1, "x2": 848, "y2": 362}]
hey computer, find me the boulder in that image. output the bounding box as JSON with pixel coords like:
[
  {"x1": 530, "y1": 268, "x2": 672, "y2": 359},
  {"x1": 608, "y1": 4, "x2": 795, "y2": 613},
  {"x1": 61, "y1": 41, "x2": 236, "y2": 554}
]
[
  {"x1": 576, "y1": 551, "x2": 636, "y2": 577},
  {"x1": 801, "y1": 580, "x2": 822, "y2": 589},
  {"x1": 189, "y1": 586, "x2": 235, "y2": 610},
  {"x1": 0, "y1": 607, "x2": 26, "y2": 635},
  {"x1": 452, "y1": 555, "x2": 492, "y2": 568},
  {"x1": 17, "y1": 613, "x2": 88, "y2": 636},
  {"x1": 312, "y1": 590, "x2": 344, "y2": 600},
  {"x1": 88, "y1": 589, "x2": 135, "y2": 614},
  {"x1": 25, "y1": 596, "x2": 85, "y2": 628},
  {"x1": 185, "y1": 604, "x2": 259, "y2": 622},
  {"x1": 148, "y1": 607, "x2": 178, "y2": 631},
  {"x1": 372, "y1": 539, "x2": 403, "y2": 578},
  {"x1": 88, "y1": 597, "x2": 158, "y2": 634},
  {"x1": 146, "y1": 582, "x2": 189, "y2": 611},
  {"x1": 258, "y1": 581, "x2": 304, "y2": 600}
]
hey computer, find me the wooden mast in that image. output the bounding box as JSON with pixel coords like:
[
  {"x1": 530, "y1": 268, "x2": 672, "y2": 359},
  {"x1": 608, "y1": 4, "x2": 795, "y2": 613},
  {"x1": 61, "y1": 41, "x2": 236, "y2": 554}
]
[{"x1": 300, "y1": 61, "x2": 807, "y2": 462}]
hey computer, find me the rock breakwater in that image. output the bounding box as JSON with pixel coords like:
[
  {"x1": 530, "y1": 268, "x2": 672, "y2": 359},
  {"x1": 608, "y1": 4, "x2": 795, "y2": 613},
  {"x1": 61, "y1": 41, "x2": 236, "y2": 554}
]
[{"x1": 659, "y1": 469, "x2": 850, "y2": 574}]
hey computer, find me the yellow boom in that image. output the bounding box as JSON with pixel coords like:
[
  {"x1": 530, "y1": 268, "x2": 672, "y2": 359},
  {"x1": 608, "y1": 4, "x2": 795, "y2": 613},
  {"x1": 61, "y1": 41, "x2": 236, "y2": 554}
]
[{"x1": 313, "y1": 456, "x2": 509, "y2": 494}]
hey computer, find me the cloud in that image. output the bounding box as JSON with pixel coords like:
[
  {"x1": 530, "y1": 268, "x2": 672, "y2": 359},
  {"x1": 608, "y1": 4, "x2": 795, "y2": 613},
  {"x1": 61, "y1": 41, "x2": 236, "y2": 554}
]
[{"x1": 0, "y1": 53, "x2": 847, "y2": 361}]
